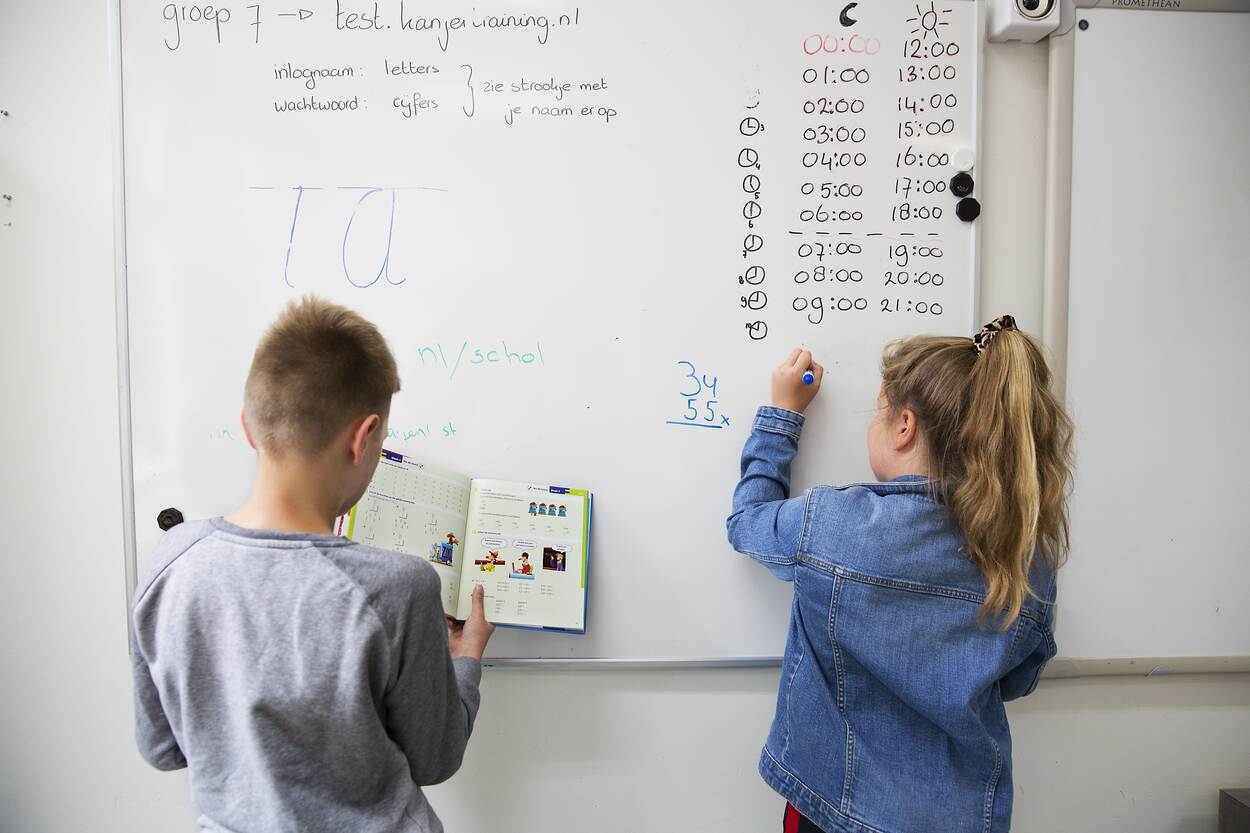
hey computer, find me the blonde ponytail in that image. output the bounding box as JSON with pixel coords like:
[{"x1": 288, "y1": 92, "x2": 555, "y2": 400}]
[{"x1": 880, "y1": 321, "x2": 1074, "y2": 627}]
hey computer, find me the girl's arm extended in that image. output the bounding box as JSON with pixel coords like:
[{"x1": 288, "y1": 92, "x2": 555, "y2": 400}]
[{"x1": 726, "y1": 406, "x2": 809, "y2": 580}]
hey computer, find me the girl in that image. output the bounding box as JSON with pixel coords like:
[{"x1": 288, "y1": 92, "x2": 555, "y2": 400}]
[{"x1": 727, "y1": 316, "x2": 1073, "y2": 833}]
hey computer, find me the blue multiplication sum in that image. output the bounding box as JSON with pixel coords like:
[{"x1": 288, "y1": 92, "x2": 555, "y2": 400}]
[{"x1": 666, "y1": 361, "x2": 731, "y2": 430}]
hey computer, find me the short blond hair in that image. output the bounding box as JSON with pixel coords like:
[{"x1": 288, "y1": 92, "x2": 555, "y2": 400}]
[{"x1": 243, "y1": 296, "x2": 400, "y2": 457}]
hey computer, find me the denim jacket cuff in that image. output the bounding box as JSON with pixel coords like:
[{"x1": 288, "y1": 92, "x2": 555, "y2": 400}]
[{"x1": 753, "y1": 406, "x2": 806, "y2": 439}]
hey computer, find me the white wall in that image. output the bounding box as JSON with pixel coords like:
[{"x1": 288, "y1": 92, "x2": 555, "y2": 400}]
[
  {"x1": 423, "y1": 668, "x2": 1250, "y2": 833},
  {"x1": 1, "y1": 4, "x2": 1246, "y2": 833}
]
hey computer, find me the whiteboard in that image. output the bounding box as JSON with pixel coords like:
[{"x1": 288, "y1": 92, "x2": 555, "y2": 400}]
[
  {"x1": 120, "y1": 0, "x2": 982, "y2": 659},
  {"x1": 1062, "y1": 8, "x2": 1250, "y2": 658}
]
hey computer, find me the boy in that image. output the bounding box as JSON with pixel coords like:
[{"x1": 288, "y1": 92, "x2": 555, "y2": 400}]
[{"x1": 130, "y1": 297, "x2": 494, "y2": 833}]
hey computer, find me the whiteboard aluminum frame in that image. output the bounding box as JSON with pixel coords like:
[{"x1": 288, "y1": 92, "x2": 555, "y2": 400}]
[
  {"x1": 482, "y1": 655, "x2": 1250, "y2": 678},
  {"x1": 971, "y1": 0, "x2": 987, "y2": 323},
  {"x1": 1041, "y1": 30, "x2": 1075, "y2": 397},
  {"x1": 109, "y1": 0, "x2": 138, "y2": 639},
  {"x1": 1075, "y1": 0, "x2": 1250, "y2": 10}
]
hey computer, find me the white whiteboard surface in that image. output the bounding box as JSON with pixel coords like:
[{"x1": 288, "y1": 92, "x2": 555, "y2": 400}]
[
  {"x1": 1062, "y1": 8, "x2": 1250, "y2": 658},
  {"x1": 120, "y1": 0, "x2": 982, "y2": 659}
]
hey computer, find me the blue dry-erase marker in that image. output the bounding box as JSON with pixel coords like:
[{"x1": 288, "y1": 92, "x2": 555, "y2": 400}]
[{"x1": 802, "y1": 370, "x2": 815, "y2": 385}]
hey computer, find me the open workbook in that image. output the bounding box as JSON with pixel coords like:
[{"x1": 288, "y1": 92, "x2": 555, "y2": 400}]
[{"x1": 337, "y1": 450, "x2": 592, "y2": 633}]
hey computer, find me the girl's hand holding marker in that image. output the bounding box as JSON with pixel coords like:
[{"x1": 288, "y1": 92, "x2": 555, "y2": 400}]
[{"x1": 771, "y1": 348, "x2": 823, "y2": 414}]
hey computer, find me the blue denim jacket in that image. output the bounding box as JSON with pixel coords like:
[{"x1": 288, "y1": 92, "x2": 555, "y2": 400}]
[{"x1": 727, "y1": 407, "x2": 1057, "y2": 833}]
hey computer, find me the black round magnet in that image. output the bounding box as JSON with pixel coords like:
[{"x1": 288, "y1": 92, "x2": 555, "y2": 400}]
[
  {"x1": 157, "y1": 507, "x2": 185, "y2": 531},
  {"x1": 956, "y1": 197, "x2": 981, "y2": 222},
  {"x1": 950, "y1": 172, "x2": 974, "y2": 198}
]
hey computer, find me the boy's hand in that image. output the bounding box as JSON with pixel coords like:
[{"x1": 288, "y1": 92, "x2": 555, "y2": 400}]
[
  {"x1": 771, "y1": 348, "x2": 823, "y2": 414},
  {"x1": 447, "y1": 585, "x2": 495, "y2": 661}
]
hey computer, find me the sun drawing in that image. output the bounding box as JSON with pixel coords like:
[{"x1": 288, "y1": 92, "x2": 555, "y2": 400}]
[{"x1": 906, "y1": 1, "x2": 952, "y2": 40}]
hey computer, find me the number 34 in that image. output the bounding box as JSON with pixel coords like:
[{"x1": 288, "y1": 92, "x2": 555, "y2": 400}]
[{"x1": 678, "y1": 361, "x2": 720, "y2": 398}]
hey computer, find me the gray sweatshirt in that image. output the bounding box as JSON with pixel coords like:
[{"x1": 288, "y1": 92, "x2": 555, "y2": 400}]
[{"x1": 130, "y1": 518, "x2": 481, "y2": 833}]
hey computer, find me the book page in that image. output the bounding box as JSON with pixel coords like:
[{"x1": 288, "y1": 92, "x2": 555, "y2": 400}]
[
  {"x1": 458, "y1": 480, "x2": 591, "y2": 632},
  {"x1": 341, "y1": 451, "x2": 472, "y2": 617}
]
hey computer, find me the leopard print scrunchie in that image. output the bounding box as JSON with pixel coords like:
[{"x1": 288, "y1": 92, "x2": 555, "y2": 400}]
[{"x1": 972, "y1": 314, "x2": 1018, "y2": 356}]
